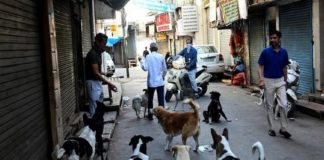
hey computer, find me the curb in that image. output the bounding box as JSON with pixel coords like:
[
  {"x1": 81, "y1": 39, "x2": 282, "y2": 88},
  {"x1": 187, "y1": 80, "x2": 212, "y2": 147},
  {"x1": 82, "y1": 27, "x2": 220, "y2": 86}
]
[{"x1": 101, "y1": 79, "x2": 123, "y2": 160}]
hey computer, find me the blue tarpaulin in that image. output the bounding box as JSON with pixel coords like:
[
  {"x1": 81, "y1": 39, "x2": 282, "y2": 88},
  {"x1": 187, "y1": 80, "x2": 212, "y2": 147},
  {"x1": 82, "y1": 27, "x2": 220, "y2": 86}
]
[{"x1": 107, "y1": 36, "x2": 123, "y2": 47}]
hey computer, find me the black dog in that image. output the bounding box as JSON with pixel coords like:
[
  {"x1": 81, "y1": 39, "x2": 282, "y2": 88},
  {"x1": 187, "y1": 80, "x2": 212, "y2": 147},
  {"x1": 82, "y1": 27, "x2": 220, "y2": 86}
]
[
  {"x1": 129, "y1": 135, "x2": 154, "y2": 160},
  {"x1": 203, "y1": 91, "x2": 230, "y2": 123},
  {"x1": 83, "y1": 101, "x2": 106, "y2": 160}
]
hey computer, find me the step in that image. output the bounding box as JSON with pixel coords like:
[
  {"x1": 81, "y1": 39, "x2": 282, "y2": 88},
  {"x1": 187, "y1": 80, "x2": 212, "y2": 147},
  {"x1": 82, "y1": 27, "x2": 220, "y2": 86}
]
[{"x1": 297, "y1": 99, "x2": 324, "y2": 119}]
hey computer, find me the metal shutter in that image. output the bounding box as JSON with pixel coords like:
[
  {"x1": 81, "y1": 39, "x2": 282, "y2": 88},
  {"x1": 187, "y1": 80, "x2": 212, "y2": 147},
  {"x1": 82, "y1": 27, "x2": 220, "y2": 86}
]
[
  {"x1": 219, "y1": 29, "x2": 232, "y2": 66},
  {"x1": 279, "y1": 0, "x2": 313, "y2": 94},
  {"x1": 249, "y1": 15, "x2": 266, "y2": 85},
  {"x1": 54, "y1": 0, "x2": 78, "y2": 137},
  {"x1": 82, "y1": 0, "x2": 92, "y2": 57},
  {"x1": 0, "y1": 1, "x2": 50, "y2": 159}
]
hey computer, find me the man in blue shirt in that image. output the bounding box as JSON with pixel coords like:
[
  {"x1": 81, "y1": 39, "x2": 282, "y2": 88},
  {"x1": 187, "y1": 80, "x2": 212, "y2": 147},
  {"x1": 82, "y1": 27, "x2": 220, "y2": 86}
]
[
  {"x1": 178, "y1": 38, "x2": 199, "y2": 98},
  {"x1": 139, "y1": 42, "x2": 167, "y2": 120},
  {"x1": 258, "y1": 30, "x2": 291, "y2": 138}
]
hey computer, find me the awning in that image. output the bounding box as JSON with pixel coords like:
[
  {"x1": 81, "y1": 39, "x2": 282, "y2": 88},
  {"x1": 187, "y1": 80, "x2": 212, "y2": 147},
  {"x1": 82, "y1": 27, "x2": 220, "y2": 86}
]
[
  {"x1": 99, "y1": 0, "x2": 130, "y2": 10},
  {"x1": 106, "y1": 37, "x2": 123, "y2": 47}
]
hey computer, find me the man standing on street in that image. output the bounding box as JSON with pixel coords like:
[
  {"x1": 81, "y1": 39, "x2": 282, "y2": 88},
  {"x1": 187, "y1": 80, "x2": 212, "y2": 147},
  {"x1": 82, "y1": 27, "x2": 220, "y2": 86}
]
[
  {"x1": 139, "y1": 42, "x2": 167, "y2": 120},
  {"x1": 178, "y1": 38, "x2": 199, "y2": 98},
  {"x1": 85, "y1": 33, "x2": 117, "y2": 118},
  {"x1": 258, "y1": 30, "x2": 291, "y2": 138},
  {"x1": 143, "y1": 46, "x2": 149, "y2": 58}
]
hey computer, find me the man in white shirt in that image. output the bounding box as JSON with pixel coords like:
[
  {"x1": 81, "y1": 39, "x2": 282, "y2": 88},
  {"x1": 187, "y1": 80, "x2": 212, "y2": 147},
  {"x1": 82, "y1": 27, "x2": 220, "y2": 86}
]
[{"x1": 139, "y1": 42, "x2": 167, "y2": 120}]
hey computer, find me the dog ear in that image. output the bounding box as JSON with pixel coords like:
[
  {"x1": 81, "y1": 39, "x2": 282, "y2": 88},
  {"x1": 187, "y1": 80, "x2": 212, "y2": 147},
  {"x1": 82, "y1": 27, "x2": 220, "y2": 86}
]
[
  {"x1": 171, "y1": 146, "x2": 177, "y2": 157},
  {"x1": 129, "y1": 135, "x2": 137, "y2": 145},
  {"x1": 143, "y1": 136, "x2": 154, "y2": 143},
  {"x1": 222, "y1": 128, "x2": 229, "y2": 140},
  {"x1": 211, "y1": 128, "x2": 221, "y2": 144}
]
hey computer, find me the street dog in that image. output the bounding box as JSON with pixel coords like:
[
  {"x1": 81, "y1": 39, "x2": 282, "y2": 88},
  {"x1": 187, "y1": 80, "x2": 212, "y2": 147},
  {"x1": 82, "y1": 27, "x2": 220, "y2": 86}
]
[
  {"x1": 132, "y1": 89, "x2": 149, "y2": 118},
  {"x1": 171, "y1": 145, "x2": 191, "y2": 160},
  {"x1": 203, "y1": 91, "x2": 230, "y2": 124},
  {"x1": 129, "y1": 135, "x2": 154, "y2": 160},
  {"x1": 54, "y1": 101, "x2": 106, "y2": 160},
  {"x1": 211, "y1": 128, "x2": 265, "y2": 160},
  {"x1": 153, "y1": 98, "x2": 200, "y2": 151}
]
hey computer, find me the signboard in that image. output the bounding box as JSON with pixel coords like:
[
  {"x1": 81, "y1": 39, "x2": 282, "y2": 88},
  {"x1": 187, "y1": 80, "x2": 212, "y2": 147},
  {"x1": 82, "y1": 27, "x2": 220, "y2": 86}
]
[
  {"x1": 176, "y1": 0, "x2": 194, "y2": 6},
  {"x1": 156, "y1": 32, "x2": 168, "y2": 41},
  {"x1": 155, "y1": 12, "x2": 173, "y2": 32},
  {"x1": 133, "y1": 0, "x2": 175, "y2": 12},
  {"x1": 181, "y1": 6, "x2": 198, "y2": 32},
  {"x1": 218, "y1": 0, "x2": 240, "y2": 25}
]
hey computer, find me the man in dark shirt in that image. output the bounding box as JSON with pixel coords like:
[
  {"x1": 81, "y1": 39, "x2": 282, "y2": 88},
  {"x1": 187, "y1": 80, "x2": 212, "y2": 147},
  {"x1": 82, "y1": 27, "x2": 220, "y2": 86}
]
[
  {"x1": 85, "y1": 33, "x2": 117, "y2": 117},
  {"x1": 258, "y1": 30, "x2": 291, "y2": 138},
  {"x1": 143, "y1": 46, "x2": 149, "y2": 57}
]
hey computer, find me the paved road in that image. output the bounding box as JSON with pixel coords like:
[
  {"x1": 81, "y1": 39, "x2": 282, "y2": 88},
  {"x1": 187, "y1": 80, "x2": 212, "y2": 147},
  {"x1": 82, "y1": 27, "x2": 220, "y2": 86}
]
[{"x1": 108, "y1": 67, "x2": 324, "y2": 160}]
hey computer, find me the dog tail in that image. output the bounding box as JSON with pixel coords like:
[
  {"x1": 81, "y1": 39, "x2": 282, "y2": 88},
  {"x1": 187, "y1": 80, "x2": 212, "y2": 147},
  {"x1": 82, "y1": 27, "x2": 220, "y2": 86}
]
[
  {"x1": 183, "y1": 98, "x2": 200, "y2": 117},
  {"x1": 252, "y1": 141, "x2": 265, "y2": 160}
]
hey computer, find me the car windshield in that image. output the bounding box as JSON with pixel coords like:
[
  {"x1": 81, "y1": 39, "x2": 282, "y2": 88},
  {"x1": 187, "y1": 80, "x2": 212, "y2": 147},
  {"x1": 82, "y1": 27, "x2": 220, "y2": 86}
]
[{"x1": 195, "y1": 46, "x2": 217, "y2": 54}]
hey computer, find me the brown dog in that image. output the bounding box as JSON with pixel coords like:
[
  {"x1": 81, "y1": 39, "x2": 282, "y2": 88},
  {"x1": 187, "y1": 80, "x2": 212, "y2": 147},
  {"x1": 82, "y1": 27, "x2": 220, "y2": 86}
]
[{"x1": 153, "y1": 98, "x2": 200, "y2": 151}]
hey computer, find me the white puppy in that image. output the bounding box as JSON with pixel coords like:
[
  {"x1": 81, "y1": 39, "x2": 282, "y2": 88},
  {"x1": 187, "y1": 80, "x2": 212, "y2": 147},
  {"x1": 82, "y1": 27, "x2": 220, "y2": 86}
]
[{"x1": 171, "y1": 145, "x2": 191, "y2": 160}]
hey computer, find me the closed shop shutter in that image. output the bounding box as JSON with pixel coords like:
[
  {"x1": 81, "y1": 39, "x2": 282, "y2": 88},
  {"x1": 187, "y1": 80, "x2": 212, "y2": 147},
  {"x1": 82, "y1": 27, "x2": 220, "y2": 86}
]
[
  {"x1": 279, "y1": 0, "x2": 313, "y2": 94},
  {"x1": 219, "y1": 29, "x2": 232, "y2": 66},
  {"x1": 82, "y1": 0, "x2": 92, "y2": 57},
  {"x1": 249, "y1": 15, "x2": 266, "y2": 85},
  {"x1": 54, "y1": 0, "x2": 78, "y2": 137},
  {"x1": 0, "y1": 1, "x2": 50, "y2": 159}
]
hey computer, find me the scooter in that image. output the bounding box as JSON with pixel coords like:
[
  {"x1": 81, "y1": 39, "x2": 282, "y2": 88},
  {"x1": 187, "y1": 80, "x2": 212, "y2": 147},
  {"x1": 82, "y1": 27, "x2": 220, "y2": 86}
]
[
  {"x1": 164, "y1": 55, "x2": 212, "y2": 103},
  {"x1": 276, "y1": 59, "x2": 300, "y2": 119}
]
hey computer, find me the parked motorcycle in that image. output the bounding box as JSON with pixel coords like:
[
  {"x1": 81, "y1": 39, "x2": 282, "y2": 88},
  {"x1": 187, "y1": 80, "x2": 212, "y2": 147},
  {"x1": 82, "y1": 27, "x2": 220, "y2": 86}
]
[{"x1": 164, "y1": 55, "x2": 212, "y2": 102}]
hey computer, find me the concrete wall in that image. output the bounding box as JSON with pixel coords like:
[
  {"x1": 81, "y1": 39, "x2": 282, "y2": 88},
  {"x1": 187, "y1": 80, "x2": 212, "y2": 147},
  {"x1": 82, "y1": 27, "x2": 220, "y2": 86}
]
[
  {"x1": 313, "y1": 0, "x2": 324, "y2": 91},
  {"x1": 321, "y1": 0, "x2": 324, "y2": 91}
]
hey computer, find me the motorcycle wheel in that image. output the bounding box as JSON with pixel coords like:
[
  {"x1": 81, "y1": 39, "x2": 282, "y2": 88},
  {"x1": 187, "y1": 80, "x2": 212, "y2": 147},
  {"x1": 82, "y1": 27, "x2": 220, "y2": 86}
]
[
  {"x1": 165, "y1": 91, "x2": 173, "y2": 102},
  {"x1": 199, "y1": 85, "x2": 208, "y2": 96},
  {"x1": 287, "y1": 96, "x2": 296, "y2": 118}
]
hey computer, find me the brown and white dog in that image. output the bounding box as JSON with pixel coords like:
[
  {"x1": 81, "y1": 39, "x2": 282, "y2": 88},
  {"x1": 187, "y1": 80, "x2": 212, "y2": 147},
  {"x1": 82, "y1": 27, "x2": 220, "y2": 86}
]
[
  {"x1": 210, "y1": 128, "x2": 265, "y2": 160},
  {"x1": 153, "y1": 98, "x2": 200, "y2": 151},
  {"x1": 171, "y1": 145, "x2": 191, "y2": 160}
]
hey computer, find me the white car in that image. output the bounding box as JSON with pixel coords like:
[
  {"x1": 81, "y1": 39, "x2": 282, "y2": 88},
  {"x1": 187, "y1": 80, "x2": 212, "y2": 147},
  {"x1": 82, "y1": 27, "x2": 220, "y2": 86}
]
[
  {"x1": 194, "y1": 45, "x2": 225, "y2": 77},
  {"x1": 102, "y1": 51, "x2": 115, "y2": 77}
]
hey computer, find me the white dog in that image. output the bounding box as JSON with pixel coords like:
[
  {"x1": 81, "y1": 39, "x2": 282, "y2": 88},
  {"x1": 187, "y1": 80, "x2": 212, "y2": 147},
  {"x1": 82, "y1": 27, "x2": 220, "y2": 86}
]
[
  {"x1": 171, "y1": 145, "x2": 191, "y2": 160},
  {"x1": 132, "y1": 89, "x2": 148, "y2": 118}
]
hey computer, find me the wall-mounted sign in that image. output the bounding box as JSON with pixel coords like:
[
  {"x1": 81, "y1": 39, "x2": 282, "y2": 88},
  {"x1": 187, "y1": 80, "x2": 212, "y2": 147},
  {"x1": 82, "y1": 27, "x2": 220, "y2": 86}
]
[
  {"x1": 218, "y1": 0, "x2": 239, "y2": 25},
  {"x1": 176, "y1": 0, "x2": 194, "y2": 6},
  {"x1": 156, "y1": 32, "x2": 168, "y2": 41},
  {"x1": 155, "y1": 12, "x2": 173, "y2": 32},
  {"x1": 181, "y1": 6, "x2": 198, "y2": 32}
]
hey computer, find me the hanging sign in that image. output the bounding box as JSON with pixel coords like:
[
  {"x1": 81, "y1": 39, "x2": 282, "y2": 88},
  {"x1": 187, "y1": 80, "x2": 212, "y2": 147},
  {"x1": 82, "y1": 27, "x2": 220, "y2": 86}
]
[
  {"x1": 218, "y1": 0, "x2": 239, "y2": 25},
  {"x1": 155, "y1": 12, "x2": 173, "y2": 32}
]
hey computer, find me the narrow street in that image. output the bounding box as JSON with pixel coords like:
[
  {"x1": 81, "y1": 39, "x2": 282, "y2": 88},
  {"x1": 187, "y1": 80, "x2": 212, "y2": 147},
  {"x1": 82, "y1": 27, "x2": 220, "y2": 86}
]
[{"x1": 107, "y1": 67, "x2": 324, "y2": 160}]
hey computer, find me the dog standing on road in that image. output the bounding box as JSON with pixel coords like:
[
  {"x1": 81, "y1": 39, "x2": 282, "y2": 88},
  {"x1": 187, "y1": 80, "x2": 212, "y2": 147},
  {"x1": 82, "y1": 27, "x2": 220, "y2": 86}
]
[
  {"x1": 203, "y1": 91, "x2": 231, "y2": 124},
  {"x1": 210, "y1": 128, "x2": 265, "y2": 160},
  {"x1": 153, "y1": 98, "x2": 200, "y2": 151},
  {"x1": 132, "y1": 89, "x2": 149, "y2": 118}
]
